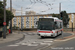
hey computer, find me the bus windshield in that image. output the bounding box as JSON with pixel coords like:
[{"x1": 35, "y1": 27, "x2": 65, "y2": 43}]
[{"x1": 38, "y1": 21, "x2": 55, "y2": 30}]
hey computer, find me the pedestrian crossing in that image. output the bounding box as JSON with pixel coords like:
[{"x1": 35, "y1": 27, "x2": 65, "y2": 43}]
[
  {"x1": 8, "y1": 32, "x2": 54, "y2": 47},
  {"x1": 8, "y1": 39, "x2": 54, "y2": 47},
  {"x1": 23, "y1": 32, "x2": 37, "y2": 35}
]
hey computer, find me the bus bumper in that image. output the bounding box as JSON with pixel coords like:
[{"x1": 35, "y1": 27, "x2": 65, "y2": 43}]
[{"x1": 37, "y1": 33, "x2": 55, "y2": 37}]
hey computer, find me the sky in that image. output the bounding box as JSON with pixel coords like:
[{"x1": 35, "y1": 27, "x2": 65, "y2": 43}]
[{"x1": 5, "y1": 0, "x2": 75, "y2": 15}]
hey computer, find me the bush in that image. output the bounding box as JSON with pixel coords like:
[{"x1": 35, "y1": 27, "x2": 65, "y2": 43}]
[
  {"x1": 32, "y1": 26, "x2": 34, "y2": 28},
  {"x1": 12, "y1": 26, "x2": 19, "y2": 29}
]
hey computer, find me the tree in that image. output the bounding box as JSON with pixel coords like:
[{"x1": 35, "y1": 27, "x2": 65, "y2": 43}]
[
  {"x1": 52, "y1": 11, "x2": 70, "y2": 27},
  {"x1": 52, "y1": 13, "x2": 60, "y2": 19},
  {"x1": 0, "y1": 1, "x2": 14, "y2": 28},
  {"x1": 61, "y1": 11, "x2": 70, "y2": 27}
]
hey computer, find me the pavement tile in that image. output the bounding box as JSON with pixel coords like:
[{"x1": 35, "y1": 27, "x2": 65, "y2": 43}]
[{"x1": 0, "y1": 32, "x2": 24, "y2": 44}]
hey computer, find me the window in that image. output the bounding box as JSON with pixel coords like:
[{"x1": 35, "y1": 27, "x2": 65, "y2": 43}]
[
  {"x1": 55, "y1": 21, "x2": 62, "y2": 29},
  {"x1": 34, "y1": 16, "x2": 37, "y2": 28},
  {"x1": 13, "y1": 17, "x2": 17, "y2": 26},
  {"x1": 26, "y1": 17, "x2": 29, "y2": 28}
]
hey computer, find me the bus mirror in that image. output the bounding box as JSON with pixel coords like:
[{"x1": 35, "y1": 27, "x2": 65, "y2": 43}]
[{"x1": 55, "y1": 22, "x2": 57, "y2": 24}]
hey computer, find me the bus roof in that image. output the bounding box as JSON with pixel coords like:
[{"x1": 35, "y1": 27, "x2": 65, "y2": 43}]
[
  {"x1": 39, "y1": 17, "x2": 62, "y2": 22},
  {"x1": 39, "y1": 17, "x2": 58, "y2": 20}
]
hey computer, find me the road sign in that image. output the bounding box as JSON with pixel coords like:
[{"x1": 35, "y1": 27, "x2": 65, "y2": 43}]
[{"x1": 3, "y1": 22, "x2": 6, "y2": 25}]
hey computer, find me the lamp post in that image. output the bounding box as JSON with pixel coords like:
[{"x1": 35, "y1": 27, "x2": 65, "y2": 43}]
[
  {"x1": 3, "y1": 0, "x2": 6, "y2": 39},
  {"x1": 21, "y1": 7, "x2": 23, "y2": 31},
  {"x1": 71, "y1": 14, "x2": 74, "y2": 32},
  {"x1": 59, "y1": 3, "x2": 64, "y2": 39},
  {"x1": 10, "y1": 0, "x2": 12, "y2": 33}
]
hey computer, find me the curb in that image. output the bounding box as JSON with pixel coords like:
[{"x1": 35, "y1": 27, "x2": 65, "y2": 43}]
[
  {"x1": 0, "y1": 34, "x2": 25, "y2": 47},
  {"x1": 54, "y1": 32, "x2": 75, "y2": 41}
]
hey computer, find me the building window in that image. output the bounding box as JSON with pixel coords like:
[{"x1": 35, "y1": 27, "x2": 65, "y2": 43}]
[
  {"x1": 18, "y1": 17, "x2": 19, "y2": 27},
  {"x1": 21, "y1": 17, "x2": 24, "y2": 28},
  {"x1": 26, "y1": 17, "x2": 29, "y2": 28},
  {"x1": 13, "y1": 17, "x2": 17, "y2": 27},
  {"x1": 31, "y1": 17, "x2": 32, "y2": 28},
  {"x1": 34, "y1": 16, "x2": 37, "y2": 28}
]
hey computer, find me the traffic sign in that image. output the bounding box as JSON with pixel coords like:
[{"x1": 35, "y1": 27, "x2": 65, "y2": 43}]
[{"x1": 3, "y1": 22, "x2": 6, "y2": 25}]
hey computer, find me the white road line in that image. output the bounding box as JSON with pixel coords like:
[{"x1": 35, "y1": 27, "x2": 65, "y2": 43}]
[
  {"x1": 40, "y1": 43, "x2": 51, "y2": 45},
  {"x1": 32, "y1": 41, "x2": 42, "y2": 44},
  {"x1": 43, "y1": 41, "x2": 53, "y2": 43},
  {"x1": 21, "y1": 43, "x2": 29, "y2": 45},
  {"x1": 27, "y1": 44, "x2": 38, "y2": 46},
  {"x1": 8, "y1": 45, "x2": 19, "y2": 47},
  {"x1": 16, "y1": 42, "x2": 23, "y2": 44}
]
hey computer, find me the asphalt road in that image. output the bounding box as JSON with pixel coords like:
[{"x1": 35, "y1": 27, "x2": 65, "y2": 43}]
[
  {"x1": 42, "y1": 38, "x2": 75, "y2": 50},
  {"x1": 0, "y1": 32, "x2": 73, "y2": 50}
]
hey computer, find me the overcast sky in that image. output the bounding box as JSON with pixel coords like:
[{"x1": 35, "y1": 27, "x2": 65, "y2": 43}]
[{"x1": 6, "y1": 0, "x2": 75, "y2": 15}]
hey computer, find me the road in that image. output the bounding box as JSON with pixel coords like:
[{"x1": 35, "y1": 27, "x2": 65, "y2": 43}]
[
  {"x1": 0, "y1": 32, "x2": 73, "y2": 50},
  {"x1": 42, "y1": 38, "x2": 75, "y2": 50}
]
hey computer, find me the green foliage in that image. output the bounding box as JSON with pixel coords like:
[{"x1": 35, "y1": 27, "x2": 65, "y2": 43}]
[
  {"x1": 24, "y1": 27, "x2": 26, "y2": 28},
  {"x1": 61, "y1": 11, "x2": 70, "y2": 27},
  {"x1": 0, "y1": 1, "x2": 14, "y2": 27},
  {"x1": 52, "y1": 13, "x2": 60, "y2": 19},
  {"x1": 32, "y1": 26, "x2": 34, "y2": 28},
  {"x1": 52, "y1": 11, "x2": 70, "y2": 27}
]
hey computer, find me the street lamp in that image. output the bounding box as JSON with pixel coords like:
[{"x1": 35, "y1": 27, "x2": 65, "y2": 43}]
[
  {"x1": 10, "y1": 0, "x2": 12, "y2": 33},
  {"x1": 3, "y1": 0, "x2": 6, "y2": 39}
]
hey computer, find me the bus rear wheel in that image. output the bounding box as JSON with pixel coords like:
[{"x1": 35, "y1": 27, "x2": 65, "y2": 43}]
[
  {"x1": 60, "y1": 31, "x2": 62, "y2": 35},
  {"x1": 41, "y1": 36, "x2": 45, "y2": 38}
]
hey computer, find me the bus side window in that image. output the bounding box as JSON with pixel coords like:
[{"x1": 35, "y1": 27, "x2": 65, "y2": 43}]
[
  {"x1": 55, "y1": 22, "x2": 58, "y2": 29},
  {"x1": 60, "y1": 22, "x2": 62, "y2": 28}
]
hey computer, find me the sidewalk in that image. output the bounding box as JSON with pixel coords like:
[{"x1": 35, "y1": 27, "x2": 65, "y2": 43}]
[
  {"x1": 0, "y1": 32, "x2": 25, "y2": 44},
  {"x1": 55, "y1": 31, "x2": 75, "y2": 41}
]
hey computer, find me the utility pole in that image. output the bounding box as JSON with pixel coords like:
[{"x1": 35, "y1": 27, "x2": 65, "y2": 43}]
[
  {"x1": 3, "y1": 0, "x2": 6, "y2": 39},
  {"x1": 59, "y1": 3, "x2": 63, "y2": 39},
  {"x1": 59, "y1": 3, "x2": 61, "y2": 19},
  {"x1": 71, "y1": 14, "x2": 74, "y2": 32},
  {"x1": 10, "y1": 0, "x2": 12, "y2": 33},
  {"x1": 21, "y1": 7, "x2": 23, "y2": 31},
  {"x1": 72, "y1": 23, "x2": 73, "y2": 32}
]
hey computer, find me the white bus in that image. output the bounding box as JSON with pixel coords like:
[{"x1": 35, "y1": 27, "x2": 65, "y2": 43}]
[{"x1": 37, "y1": 17, "x2": 63, "y2": 38}]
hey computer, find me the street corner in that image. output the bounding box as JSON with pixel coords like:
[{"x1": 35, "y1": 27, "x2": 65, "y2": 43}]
[
  {"x1": 54, "y1": 32, "x2": 75, "y2": 42},
  {"x1": 0, "y1": 32, "x2": 25, "y2": 45}
]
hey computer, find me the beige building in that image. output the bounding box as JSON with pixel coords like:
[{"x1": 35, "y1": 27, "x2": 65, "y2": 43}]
[
  {"x1": 25, "y1": 11, "x2": 36, "y2": 15},
  {"x1": 11, "y1": 14, "x2": 52, "y2": 29},
  {"x1": 68, "y1": 13, "x2": 75, "y2": 28},
  {"x1": 7, "y1": 13, "x2": 75, "y2": 29}
]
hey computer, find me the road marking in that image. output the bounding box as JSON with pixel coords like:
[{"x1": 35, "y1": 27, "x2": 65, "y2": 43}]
[
  {"x1": 21, "y1": 43, "x2": 29, "y2": 45},
  {"x1": 40, "y1": 43, "x2": 51, "y2": 46},
  {"x1": 8, "y1": 45, "x2": 19, "y2": 47},
  {"x1": 27, "y1": 44, "x2": 38, "y2": 46},
  {"x1": 43, "y1": 41, "x2": 53, "y2": 43}
]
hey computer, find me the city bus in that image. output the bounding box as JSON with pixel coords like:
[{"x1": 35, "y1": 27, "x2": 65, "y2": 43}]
[{"x1": 37, "y1": 17, "x2": 63, "y2": 38}]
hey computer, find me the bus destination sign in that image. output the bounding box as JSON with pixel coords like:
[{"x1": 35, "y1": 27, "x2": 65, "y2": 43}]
[{"x1": 39, "y1": 18, "x2": 54, "y2": 21}]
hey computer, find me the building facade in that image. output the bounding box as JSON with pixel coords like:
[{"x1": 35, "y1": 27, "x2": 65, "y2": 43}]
[
  {"x1": 7, "y1": 13, "x2": 75, "y2": 29},
  {"x1": 68, "y1": 13, "x2": 75, "y2": 28},
  {"x1": 11, "y1": 14, "x2": 52, "y2": 29}
]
